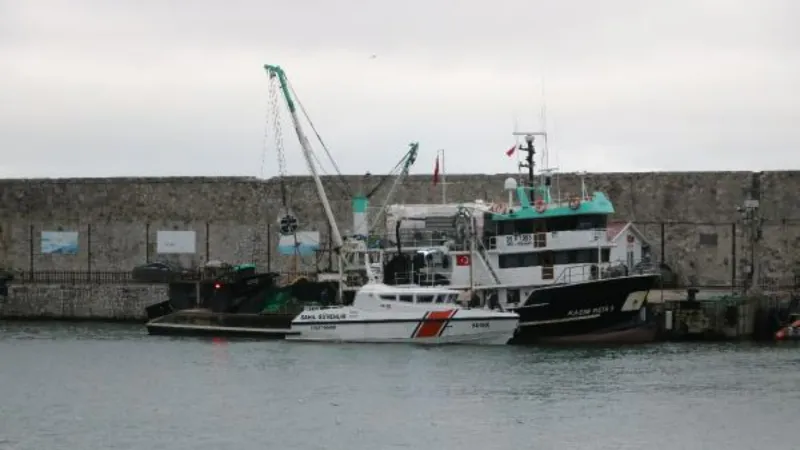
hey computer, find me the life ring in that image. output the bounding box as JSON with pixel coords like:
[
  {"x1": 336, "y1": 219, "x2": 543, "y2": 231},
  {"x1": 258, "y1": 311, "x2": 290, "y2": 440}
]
[
  {"x1": 534, "y1": 199, "x2": 547, "y2": 213},
  {"x1": 568, "y1": 197, "x2": 581, "y2": 210},
  {"x1": 489, "y1": 203, "x2": 506, "y2": 214}
]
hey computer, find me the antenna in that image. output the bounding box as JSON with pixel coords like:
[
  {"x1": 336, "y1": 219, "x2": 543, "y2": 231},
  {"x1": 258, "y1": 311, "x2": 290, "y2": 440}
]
[
  {"x1": 513, "y1": 114, "x2": 523, "y2": 181},
  {"x1": 540, "y1": 77, "x2": 549, "y2": 170},
  {"x1": 538, "y1": 76, "x2": 560, "y2": 202}
]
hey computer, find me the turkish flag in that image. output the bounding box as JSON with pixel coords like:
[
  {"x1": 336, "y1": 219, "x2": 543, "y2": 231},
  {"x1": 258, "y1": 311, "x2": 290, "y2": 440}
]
[
  {"x1": 456, "y1": 255, "x2": 471, "y2": 266},
  {"x1": 505, "y1": 145, "x2": 516, "y2": 157}
]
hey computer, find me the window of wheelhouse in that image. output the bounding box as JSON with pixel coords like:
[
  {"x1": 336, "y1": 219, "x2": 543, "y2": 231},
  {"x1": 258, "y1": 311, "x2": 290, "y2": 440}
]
[
  {"x1": 398, "y1": 295, "x2": 413, "y2": 303},
  {"x1": 379, "y1": 295, "x2": 396, "y2": 301},
  {"x1": 497, "y1": 214, "x2": 608, "y2": 235},
  {"x1": 547, "y1": 214, "x2": 607, "y2": 231},
  {"x1": 416, "y1": 294, "x2": 434, "y2": 303},
  {"x1": 499, "y1": 219, "x2": 534, "y2": 235},
  {"x1": 434, "y1": 293, "x2": 456, "y2": 303}
]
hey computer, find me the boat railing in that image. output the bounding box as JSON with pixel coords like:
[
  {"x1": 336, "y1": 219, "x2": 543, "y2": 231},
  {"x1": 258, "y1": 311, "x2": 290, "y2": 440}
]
[
  {"x1": 302, "y1": 304, "x2": 341, "y2": 311},
  {"x1": 553, "y1": 264, "x2": 593, "y2": 284},
  {"x1": 388, "y1": 271, "x2": 449, "y2": 286},
  {"x1": 376, "y1": 228, "x2": 472, "y2": 251},
  {"x1": 554, "y1": 260, "x2": 657, "y2": 284},
  {"x1": 527, "y1": 191, "x2": 596, "y2": 207}
]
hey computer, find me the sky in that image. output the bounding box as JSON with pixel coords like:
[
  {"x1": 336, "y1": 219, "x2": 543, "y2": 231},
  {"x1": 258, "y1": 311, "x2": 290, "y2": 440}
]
[{"x1": 1, "y1": 0, "x2": 799, "y2": 179}]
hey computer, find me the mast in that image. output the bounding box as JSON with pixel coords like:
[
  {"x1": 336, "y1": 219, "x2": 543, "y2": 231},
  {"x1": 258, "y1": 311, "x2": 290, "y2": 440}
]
[
  {"x1": 512, "y1": 131, "x2": 547, "y2": 188},
  {"x1": 264, "y1": 64, "x2": 344, "y2": 253}
]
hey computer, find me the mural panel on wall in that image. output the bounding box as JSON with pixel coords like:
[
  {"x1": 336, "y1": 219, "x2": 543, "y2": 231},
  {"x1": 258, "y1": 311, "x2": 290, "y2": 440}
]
[
  {"x1": 41, "y1": 231, "x2": 79, "y2": 255},
  {"x1": 156, "y1": 231, "x2": 197, "y2": 254}
]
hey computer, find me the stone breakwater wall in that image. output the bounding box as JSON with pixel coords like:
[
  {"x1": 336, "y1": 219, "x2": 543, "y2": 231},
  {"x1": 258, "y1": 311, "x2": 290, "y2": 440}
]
[
  {"x1": 0, "y1": 284, "x2": 168, "y2": 321},
  {"x1": 0, "y1": 171, "x2": 799, "y2": 288}
]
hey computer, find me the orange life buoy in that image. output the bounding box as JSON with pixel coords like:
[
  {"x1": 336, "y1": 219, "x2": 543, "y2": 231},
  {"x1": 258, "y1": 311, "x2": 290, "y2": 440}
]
[
  {"x1": 568, "y1": 197, "x2": 581, "y2": 210},
  {"x1": 534, "y1": 199, "x2": 547, "y2": 213}
]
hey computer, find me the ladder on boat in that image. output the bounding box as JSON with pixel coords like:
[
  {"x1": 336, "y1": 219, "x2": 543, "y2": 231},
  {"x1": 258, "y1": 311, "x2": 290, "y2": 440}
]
[{"x1": 475, "y1": 239, "x2": 502, "y2": 285}]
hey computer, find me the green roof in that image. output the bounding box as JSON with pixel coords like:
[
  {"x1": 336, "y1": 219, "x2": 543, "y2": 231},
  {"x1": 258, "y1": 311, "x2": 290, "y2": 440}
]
[{"x1": 491, "y1": 187, "x2": 615, "y2": 221}]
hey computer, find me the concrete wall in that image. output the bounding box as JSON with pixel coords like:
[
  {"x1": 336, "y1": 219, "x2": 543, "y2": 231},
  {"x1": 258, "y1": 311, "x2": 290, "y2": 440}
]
[
  {"x1": 0, "y1": 284, "x2": 167, "y2": 320},
  {"x1": 1, "y1": 171, "x2": 799, "y2": 287}
]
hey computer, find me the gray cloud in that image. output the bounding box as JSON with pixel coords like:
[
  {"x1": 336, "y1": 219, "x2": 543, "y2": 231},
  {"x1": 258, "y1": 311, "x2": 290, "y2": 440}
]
[{"x1": 1, "y1": 0, "x2": 798, "y2": 178}]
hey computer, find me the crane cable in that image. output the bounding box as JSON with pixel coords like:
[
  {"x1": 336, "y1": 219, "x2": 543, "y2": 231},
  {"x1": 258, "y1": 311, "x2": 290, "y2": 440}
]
[
  {"x1": 266, "y1": 75, "x2": 289, "y2": 211},
  {"x1": 287, "y1": 79, "x2": 353, "y2": 199}
]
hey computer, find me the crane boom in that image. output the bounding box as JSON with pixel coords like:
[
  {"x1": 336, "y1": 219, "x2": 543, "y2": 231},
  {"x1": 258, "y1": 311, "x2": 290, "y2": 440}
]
[
  {"x1": 368, "y1": 142, "x2": 418, "y2": 233},
  {"x1": 264, "y1": 64, "x2": 344, "y2": 252}
]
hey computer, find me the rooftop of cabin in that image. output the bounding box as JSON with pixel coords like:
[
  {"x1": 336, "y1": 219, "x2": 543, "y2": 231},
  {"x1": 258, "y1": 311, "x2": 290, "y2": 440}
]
[
  {"x1": 490, "y1": 184, "x2": 615, "y2": 221},
  {"x1": 363, "y1": 283, "x2": 460, "y2": 295}
]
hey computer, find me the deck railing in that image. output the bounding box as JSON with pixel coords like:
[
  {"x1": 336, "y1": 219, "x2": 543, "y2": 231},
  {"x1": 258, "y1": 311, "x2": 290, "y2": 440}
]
[
  {"x1": 553, "y1": 261, "x2": 660, "y2": 285},
  {"x1": 11, "y1": 271, "x2": 137, "y2": 284},
  {"x1": 6, "y1": 269, "x2": 300, "y2": 285}
]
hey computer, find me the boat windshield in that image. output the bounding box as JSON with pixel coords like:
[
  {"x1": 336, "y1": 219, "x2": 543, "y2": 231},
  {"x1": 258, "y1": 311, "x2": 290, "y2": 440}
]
[
  {"x1": 379, "y1": 292, "x2": 459, "y2": 304},
  {"x1": 415, "y1": 293, "x2": 457, "y2": 304},
  {"x1": 433, "y1": 293, "x2": 458, "y2": 303}
]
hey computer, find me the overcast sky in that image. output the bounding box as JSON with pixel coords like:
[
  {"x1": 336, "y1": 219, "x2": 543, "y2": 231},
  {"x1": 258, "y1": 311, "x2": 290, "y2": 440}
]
[{"x1": 2, "y1": 0, "x2": 798, "y2": 179}]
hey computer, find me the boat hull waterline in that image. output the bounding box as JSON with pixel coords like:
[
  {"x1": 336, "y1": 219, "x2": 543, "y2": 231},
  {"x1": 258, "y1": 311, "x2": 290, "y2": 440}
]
[{"x1": 288, "y1": 307, "x2": 519, "y2": 345}]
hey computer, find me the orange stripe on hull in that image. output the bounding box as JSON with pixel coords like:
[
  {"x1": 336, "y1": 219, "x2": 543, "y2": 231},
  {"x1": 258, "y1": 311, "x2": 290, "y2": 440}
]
[{"x1": 414, "y1": 310, "x2": 456, "y2": 338}]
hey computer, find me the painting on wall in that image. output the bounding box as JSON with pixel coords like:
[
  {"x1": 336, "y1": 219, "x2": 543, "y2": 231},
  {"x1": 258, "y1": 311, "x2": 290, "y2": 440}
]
[
  {"x1": 41, "y1": 231, "x2": 79, "y2": 255},
  {"x1": 156, "y1": 230, "x2": 197, "y2": 254},
  {"x1": 278, "y1": 231, "x2": 320, "y2": 256}
]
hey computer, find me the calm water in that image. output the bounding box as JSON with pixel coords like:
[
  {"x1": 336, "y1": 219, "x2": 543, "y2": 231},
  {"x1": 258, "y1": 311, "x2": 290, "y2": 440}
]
[{"x1": 0, "y1": 322, "x2": 798, "y2": 450}]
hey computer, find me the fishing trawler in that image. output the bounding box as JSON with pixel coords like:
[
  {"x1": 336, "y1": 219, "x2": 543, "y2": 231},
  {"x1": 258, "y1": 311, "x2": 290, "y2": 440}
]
[{"x1": 377, "y1": 132, "x2": 661, "y2": 344}]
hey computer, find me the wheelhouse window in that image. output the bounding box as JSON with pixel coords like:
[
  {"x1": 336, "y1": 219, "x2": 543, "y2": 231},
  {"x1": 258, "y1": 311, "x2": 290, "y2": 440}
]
[
  {"x1": 499, "y1": 248, "x2": 611, "y2": 268},
  {"x1": 416, "y1": 294, "x2": 435, "y2": 303},
  {"x1": 398, "y1": 295, "x2": 413, "y2": 303},
  {"x1": 434, "y1": 293, "x2": 456, "y2": 303},
  {"x1": 379, "y1": 295, "x2": 396, "y2": 301},
  {"x1": 487, "y1": 214, "x2": 609, "y2": 236}
]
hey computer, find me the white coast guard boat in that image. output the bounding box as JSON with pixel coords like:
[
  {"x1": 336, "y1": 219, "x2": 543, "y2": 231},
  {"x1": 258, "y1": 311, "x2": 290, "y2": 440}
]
[{"x1": 287, "y1": 282, "x2": 520, "y2": 345}]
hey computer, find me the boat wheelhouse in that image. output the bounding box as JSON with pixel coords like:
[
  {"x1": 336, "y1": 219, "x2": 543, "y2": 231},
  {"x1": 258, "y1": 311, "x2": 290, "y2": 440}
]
[{"x1": 380, "y1": 178, "x2": 621, "y2": 291}]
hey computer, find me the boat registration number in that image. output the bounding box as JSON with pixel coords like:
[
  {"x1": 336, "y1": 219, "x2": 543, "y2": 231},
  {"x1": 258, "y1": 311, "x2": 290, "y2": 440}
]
[
  {"x1": 567, "y1": 305, "x2": 614, "y2": 316},
  {"x1": 505, "y1": 234, "x2": 533, "y2": 246},
  {"x1": 310, "y1": 324, "x2": 337, "y2": 331},
  {"x1": 471, "y1": 322, "x2": 490, "y2": 329}
]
